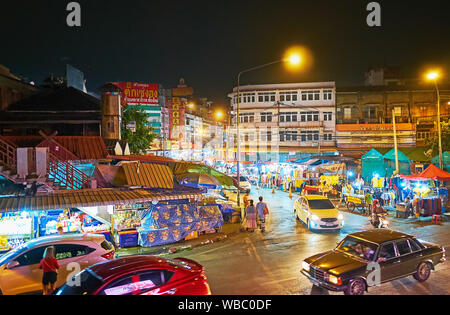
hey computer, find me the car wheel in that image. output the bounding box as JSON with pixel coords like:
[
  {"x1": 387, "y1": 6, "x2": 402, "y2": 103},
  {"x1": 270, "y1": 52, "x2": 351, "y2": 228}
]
[
  {"x1": 413, "y1": 262, "x2": 432, "y2": 282},
  {"x1": 344, "y1": 278, "x2": 366, "y2": 296}
]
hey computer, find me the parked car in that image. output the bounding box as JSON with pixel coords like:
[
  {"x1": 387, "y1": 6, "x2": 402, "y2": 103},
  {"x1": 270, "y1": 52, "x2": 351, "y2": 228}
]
[
  {"x1": 232, "y1": 175, "x2": 251, "y2": 193},
  {"x1": 301, "y1": 230, "x2": 446, "y2": 295},
  {"x1": 57, "y1": 255, "x2": 211, "y2": 295},
  {"x1": 0, "y1": 234, "x2": 115, "y2": 295},
  {"x1": 294, "y1": 195, "x2": 344, "y2": 231}
]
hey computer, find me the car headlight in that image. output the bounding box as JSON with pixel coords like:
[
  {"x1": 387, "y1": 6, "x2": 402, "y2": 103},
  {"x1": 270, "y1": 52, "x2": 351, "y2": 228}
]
[
  {"x1": 302, "y1": 261, "x2": 310, "y2": 272},
  {"x1": 311, "y1": 215, "x2": 320, "y2": 222},
  {"x1": 326, "y1": 274, "x2": 342, "y2": 286},
  {"x1": 338, "y1": 213, "x2": 344, "y2": 221}
]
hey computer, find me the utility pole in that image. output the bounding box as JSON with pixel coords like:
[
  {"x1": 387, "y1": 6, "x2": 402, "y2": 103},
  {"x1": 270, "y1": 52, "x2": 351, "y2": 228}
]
[{"x1": 392, "y1": 109, "x2": 399, "y2": 174}]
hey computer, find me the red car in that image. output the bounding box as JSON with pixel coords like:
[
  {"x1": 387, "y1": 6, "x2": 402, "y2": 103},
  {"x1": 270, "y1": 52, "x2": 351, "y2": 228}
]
[{"x1": 56, "y1": 255, "x2": 211, "y2": 295}]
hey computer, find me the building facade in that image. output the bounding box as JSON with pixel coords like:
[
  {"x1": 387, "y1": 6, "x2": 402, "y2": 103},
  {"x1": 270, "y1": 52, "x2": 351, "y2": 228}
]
[
  {"x1": 336, "y1": 84, "x2": 450, "y2": 157},
  {"x1": 227, "y1": 82, "x2": 337, "y2": 162}
]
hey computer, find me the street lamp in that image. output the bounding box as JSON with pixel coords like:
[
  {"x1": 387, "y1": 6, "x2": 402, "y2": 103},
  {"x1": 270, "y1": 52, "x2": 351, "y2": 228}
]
[
  {"x1": 214, "y1": 109, "x2": 225, "y2": 121},
  {"x1": 235, "y1": 50, "x2": 304, "y2": 206},
  {"x1": 425, "y1": 70, "x2": 443, "y2": 170}
]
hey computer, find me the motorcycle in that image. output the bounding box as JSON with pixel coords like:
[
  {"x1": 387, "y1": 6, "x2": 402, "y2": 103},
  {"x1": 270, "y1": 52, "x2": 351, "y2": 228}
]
[{"x1": 370, "y1": 213, "x2": 389, "y2": 229}]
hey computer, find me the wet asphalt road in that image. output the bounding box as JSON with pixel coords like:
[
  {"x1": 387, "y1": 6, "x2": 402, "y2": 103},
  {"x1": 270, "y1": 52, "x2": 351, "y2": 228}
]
[{"x1": 165, "y1": 188, "x2": 450, "y2": 295}]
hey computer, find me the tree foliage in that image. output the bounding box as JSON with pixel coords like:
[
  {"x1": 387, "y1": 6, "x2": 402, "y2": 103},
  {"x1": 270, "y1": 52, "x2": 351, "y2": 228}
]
[
  {"x1": 426, "y1": 121, "x2": 450, "y2": 156},
  {"x1": 121, "y1": 105, "x2": 157, "y2": 155}
]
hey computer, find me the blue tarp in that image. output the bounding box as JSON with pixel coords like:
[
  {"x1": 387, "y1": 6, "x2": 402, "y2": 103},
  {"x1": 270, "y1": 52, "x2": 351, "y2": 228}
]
[{"x1": 138, "y1": 203, "x2": 223, "y2": 247}]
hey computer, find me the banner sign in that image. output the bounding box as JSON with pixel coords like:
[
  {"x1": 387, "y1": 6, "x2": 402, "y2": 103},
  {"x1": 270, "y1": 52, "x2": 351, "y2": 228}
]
[
  {"x1": 317, "y1": 162, "x2": 346, "y2": 174},
  {"x1": 113, "y1": 82, "x2": 159, "y2": 105},
  {"x1": 168, "y1": 97, "x2": 186, "y2": 140}
]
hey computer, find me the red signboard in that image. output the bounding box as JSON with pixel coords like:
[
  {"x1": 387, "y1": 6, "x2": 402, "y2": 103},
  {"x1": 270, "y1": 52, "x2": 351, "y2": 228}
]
[
  {"x1": 168, "y1": 97, "x2": 186, "y2": 140},
  {"x1": 113, "y1": 82, "x2": 159, "y2": 105}
]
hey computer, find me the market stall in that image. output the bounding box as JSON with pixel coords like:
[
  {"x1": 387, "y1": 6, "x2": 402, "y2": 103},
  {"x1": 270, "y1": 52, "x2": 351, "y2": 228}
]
[{"x1": 397, "y1": 164, "x2": 450, "y2": 217}]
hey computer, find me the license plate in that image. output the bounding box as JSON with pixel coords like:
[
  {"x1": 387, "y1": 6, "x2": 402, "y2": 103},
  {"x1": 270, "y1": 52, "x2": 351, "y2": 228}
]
[{"x1": 326, "y1": 223, "x2": 335, "y2": 226}]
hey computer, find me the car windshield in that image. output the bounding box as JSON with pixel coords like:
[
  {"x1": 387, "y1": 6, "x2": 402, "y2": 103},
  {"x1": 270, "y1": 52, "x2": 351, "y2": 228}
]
[
  {"x1": 308, "y1": 199, "x2": 335, "y2": 210},
  {"x1": 336, "y1": 236, "x2": 378, "y2": 261},
  {"x1": 56, "y1": 268, "x2": 104, "y2": 295}
]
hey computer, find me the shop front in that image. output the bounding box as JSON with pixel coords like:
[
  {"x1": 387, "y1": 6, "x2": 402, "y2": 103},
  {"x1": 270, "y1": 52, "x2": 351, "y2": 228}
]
[{"x1": 0, "y1": 188, "x2": 205, "y2": 252}]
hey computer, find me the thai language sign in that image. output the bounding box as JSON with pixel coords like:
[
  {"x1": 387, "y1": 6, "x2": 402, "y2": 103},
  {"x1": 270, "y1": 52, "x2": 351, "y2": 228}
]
[
  {"x1": 113, "y1": 82, "x2": 159, "y2": 105},
  {"x1": 168, "y1": 97, "x2": 186, "y2": 140}
]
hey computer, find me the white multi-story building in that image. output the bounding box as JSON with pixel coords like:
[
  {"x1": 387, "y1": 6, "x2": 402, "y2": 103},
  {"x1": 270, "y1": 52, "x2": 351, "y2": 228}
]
[{"x1": 227, "y1": 82, "x2": 337, "y2": 162}]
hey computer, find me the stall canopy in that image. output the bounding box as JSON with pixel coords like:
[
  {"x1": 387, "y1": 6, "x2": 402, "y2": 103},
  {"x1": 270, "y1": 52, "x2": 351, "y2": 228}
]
[
  {"x1": 0, "y1": 188, "x2": 203, "y2": 213},
  {"x1": 432, "y1": 152, "x2": 450, "y2": 171},
  {"x1": 361, "y1": 149, "x2": 386, "y2": 182},
  {"x1": 169, "y1": 162, "x2": 234, "y2": 189},
  {"x1": 400, "y1": 164, "x2": 450, "y2": 181},
  {"x1": 382, "y1": 148, "x2": 412, "y2": 177}
]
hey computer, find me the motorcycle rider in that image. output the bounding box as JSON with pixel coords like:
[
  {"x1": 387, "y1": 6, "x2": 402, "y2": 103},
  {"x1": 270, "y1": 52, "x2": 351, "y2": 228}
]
[{"x1": 371, "y1": 199, "x2": 388, "y2": 228}]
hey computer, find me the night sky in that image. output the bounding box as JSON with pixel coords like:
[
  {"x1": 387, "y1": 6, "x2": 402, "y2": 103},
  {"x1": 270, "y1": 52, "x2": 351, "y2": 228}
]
[{"x1": 1, "y1": 0, "x2": 449, "y2": 107}]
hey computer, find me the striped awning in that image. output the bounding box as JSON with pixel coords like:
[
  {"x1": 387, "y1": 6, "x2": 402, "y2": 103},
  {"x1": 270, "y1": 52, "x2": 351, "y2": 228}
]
[
  {"x1": 116, "y1": 162, "x2": 174, "y2": 189},
  {"x1": 0, "y1": 188, "x2": 202, "y2": 213}
]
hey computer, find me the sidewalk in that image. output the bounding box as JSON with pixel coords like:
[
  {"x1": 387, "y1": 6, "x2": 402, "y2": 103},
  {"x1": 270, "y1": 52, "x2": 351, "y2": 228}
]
[{"x1": 115, "y1": 223, "x2": 242, "y2": 257}]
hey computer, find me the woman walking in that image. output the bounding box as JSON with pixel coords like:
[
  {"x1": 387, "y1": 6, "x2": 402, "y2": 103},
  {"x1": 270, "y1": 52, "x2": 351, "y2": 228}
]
[
  {"x1": 40, "y1": 246, "x2": 59, "y2": 295},
  {"x1": 245, "y1": 200, "x2": 258, "y2": 232},
  {"x1": 256, "y1": 196, "x2": 269, "y2": 232}
]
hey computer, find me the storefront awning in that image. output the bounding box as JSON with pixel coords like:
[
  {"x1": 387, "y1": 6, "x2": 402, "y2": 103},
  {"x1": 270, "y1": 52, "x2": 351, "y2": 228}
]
[{"x1": 0, "y1": 188, "x2": 202, "y2": 213}]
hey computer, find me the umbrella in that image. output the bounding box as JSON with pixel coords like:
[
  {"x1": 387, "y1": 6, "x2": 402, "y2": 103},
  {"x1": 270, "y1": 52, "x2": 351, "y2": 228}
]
[{"x1": 179, "y1": 173, "x2": 222, "y2": 189}]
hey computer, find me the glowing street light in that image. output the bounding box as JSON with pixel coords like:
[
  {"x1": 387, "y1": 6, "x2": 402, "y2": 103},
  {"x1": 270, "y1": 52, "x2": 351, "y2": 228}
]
[
  {"x1": 426, "y1": 71, "x2": 439, "y2": 81},
  {"x1": 214, "y1": 110, "x2": 224, "y2": 121},
  {"x1": 234, "y1": 46, "x2": 309, "y2": 206},
  {"x1": 424, "y1": 69, "x2": 444, "y2": 171}
]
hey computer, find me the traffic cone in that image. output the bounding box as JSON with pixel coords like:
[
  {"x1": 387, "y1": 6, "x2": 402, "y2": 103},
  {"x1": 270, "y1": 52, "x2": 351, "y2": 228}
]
[
  {"x1": 272, "y1": 186, "x2": 275, "y2": 194},
  {"x1": 289, "y1": 187, "x2": 293, "y2": 199}
]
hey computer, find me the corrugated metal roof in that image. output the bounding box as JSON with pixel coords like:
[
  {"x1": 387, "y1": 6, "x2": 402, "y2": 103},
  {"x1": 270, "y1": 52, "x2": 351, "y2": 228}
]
[
  {"x1": 115, "y1": 162, "x2": 174, "y2": 189},
  {"x1": 0, "y1": 188, "x2": 201, "y2": 213},
  {"x1": 0, "y1": 136, "x2": 109, "y2": 161},
  {"x1": 53, "y1": 136, "x2": 108, "y2": 160}
]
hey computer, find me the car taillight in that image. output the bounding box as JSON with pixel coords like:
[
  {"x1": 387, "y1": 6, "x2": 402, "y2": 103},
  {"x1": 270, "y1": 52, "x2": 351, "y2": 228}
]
[{"x1": 101, "y1": 250, "x2": 115, "y2": 260}]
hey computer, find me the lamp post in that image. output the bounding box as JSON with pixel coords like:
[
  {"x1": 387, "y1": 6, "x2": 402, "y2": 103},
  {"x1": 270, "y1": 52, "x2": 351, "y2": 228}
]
[
  {"x1": 235, "y1": 53, "x2": 302, "y2": 206},
  {"x1": 426, "y1": 71, "x2": 443, "y2": 170}
]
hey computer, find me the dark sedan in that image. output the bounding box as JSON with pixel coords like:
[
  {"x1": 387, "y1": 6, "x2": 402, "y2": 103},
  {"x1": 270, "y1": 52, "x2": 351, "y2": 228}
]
[{"x1": 301, "y1": 230, "x2": 446, "y2": 295}]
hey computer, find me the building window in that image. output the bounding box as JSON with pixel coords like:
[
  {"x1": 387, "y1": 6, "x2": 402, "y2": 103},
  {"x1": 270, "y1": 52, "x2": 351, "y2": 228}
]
[
  {"x1": 280, "y1": 91, "x2": 298, "y2": 102},
  {"x1": 279, "y1": 112, "x2": 298, "y2": 123},
  {"x1": 301, "y1": 90, "x2": 321, "y2": 101},
  {"x1": 323, "y1": 90, "x2": 333, "y2": 101},
  {"x1": 417, "y1": 132, "x2": 431, "y2": 140},
  {"x1": 300, "y1": 130, "x2": 319, "y2": 142},
  {"x1": 323, "y1": 133, "x2": 333, "y2": 141},
  {"x1": 300, "y1": 111, "x2": 319, "y2": 122},
  {"x1": 260, "y1": 113, "x2": 273, "y2": 123},
  {"x1": 239, "y1": 113, "x2": 255, "y2": 123},
  {"x1": 323, "y1": 112, "x2": 333, "y2": 121},
  {"x1": 258, "y1": 92, "x2": 276, "y2": 103},
  {"x1": 344, "y1": 107, "x2": 352, "y2": 119},
  {"x1": 243, "y1": 93, "x2": 256, "y2": 103},
  {"x1": 363, "y1": 106, "x2": 377, "y2": 119},
  {"x1": 280, "y1": 130, "x2": 297, "y2": 142}
]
